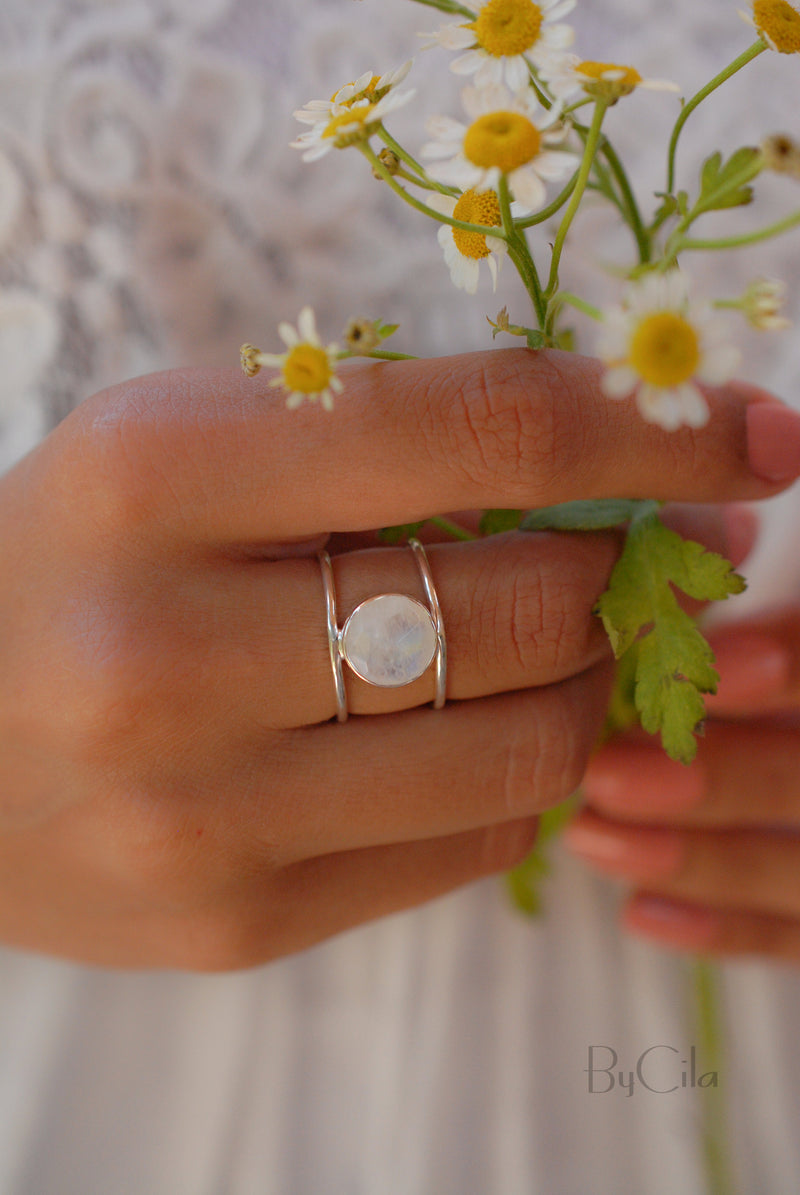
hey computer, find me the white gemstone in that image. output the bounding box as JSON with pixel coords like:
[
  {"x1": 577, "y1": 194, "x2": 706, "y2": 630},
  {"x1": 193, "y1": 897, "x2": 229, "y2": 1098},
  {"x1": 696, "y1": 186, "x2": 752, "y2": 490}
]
[{"x1": 341, "y1": 594, "x2": 437, "y2": 687}]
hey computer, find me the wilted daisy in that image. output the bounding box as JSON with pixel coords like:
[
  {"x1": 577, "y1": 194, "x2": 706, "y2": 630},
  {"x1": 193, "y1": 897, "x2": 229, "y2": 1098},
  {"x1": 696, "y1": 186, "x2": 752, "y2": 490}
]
[
  {"x1": 428, "y1": 189, "x2": 507, "y2": 293},
  {"x1": 740, "y1": 0, "x2": 800, "y2": 52},
  {"x1": 421, "y1": 0, "x2": 576, "y2": 91},
  {"x1": 422, "y1": 84, "x2": 575, "y2": 214},
  {"x1": 240, "y1": 307, "x2": 343, "y2": 411},
  {"x1": 542, "y1": 55, "x2": 679, "y2": 102},
  {"x1": 291, "y1": 84, "x2": 415, "y2": 162},
  {"x1": 597, "y1": 271, "x2": 741, "y2": 431},
  {"x1": 741, "y1": 278, "x2": 791, "y2": 329}
]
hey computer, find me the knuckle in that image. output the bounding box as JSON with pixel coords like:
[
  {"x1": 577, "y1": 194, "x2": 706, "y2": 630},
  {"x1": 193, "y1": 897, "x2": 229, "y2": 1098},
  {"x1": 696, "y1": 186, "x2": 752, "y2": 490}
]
[{"x1": 419, "y1": 353, "x2": 555, "y2": 500}]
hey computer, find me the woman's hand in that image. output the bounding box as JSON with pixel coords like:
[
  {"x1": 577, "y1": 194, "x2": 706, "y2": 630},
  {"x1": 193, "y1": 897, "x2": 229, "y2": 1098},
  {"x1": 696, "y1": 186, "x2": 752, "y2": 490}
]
[
  {"x1": 1, "y1": 348, "x2": 797, "y2": 970},
  {"x1": 568, "y1": 603, "x2": 800, "y2": 964}
]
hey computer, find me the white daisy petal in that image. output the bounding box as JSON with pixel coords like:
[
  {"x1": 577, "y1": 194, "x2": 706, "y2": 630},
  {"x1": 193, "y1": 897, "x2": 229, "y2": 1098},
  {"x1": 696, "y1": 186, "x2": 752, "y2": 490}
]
[
  {"x1": 507, "y1": 166, "x2": 546, "y2": 212},
  {"x1": 601, "y1": 365, "x2": 639, "y2": 400}
]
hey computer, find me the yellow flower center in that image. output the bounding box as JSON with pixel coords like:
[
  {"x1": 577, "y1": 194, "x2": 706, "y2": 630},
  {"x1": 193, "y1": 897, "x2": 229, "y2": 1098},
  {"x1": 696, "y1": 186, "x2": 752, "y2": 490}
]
[
  {"x1": 753, "y1": 0, "x2": 800, "y2": 52},
  {"x1": 334, "y1": 75, "x2": 383, "y2": 105},
  {"x1": 578, "y1": 61, "x2": 642, "y2": 86},
  {"x1": 463, "y1": 111, "x2": 541, "y2": 173},
  {"x1": 283, "y1": 344, "x2": 333, "y2": 394},
  {"x1": 323, "y1": 104, "x2": 375, "y2": 143},
  {"x1": 452, "y1": 189, "x2": 502, "y2": 259},
  {"x1": 469, "y1": 0, "x2": 543, "y2": 57},
  {"x1": 629, "y1": 312, "x2": 700, "y2": 388}
]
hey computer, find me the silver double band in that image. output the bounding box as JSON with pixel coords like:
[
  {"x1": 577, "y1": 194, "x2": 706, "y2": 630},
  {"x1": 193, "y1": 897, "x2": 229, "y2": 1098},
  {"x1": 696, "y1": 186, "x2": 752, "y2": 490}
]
[{"x1": 318, "y1": 539, "x2": 447, "y2": 723}]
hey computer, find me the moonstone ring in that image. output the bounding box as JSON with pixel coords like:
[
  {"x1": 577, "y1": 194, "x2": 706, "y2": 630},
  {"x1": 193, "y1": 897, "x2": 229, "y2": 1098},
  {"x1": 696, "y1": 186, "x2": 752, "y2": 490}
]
[{"x1": 318, "y1": 540, "x2": 447, "y2": 722}]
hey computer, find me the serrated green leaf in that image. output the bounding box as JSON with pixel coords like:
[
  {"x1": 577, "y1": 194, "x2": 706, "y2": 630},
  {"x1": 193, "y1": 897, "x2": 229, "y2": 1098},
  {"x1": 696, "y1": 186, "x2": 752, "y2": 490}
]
[
  {"x1": 595, "y1": 510, "x2": 746, "y2": 763},
  {"x1": 480, "y1": 508, "x2": 523, "y2": 535},
  {"x1": 700, "y1": 151, "x2": 722, "y2": 194},
  {"x1": 379, "y1": 521, "x2": 426, "y2": 544},
  {"x1": 695, "y1": 146, "x2": 761, "y2": 215},
  {"x1": 520, "y1": 498, "x2": 658, "y2": 533}
]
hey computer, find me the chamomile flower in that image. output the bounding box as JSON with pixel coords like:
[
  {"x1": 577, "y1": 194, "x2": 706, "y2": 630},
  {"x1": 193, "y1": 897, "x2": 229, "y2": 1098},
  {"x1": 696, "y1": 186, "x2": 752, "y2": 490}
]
[
  {"x1": 241, "y1": 307, "x2": 343, "y2": 411},
  {"x1": 428, "y1": 188, "x2": 507, "y2": 293},
  {"x1": 422, "y1": 84, "x2": 575, "y2": 214},
  {"x1": 740, "y1": 0, "x2": 800, "y2": 52},
  {"x1": 291, "y1": 85, "x2": 415, "y2": 162},
  {"x1": 542, "y1": 55, "x2": 679, "y2": 102},
  {"x1": 597, "y1": 272, "x2": 741, "y2": 431},
  {"x1": 421, "y1": 0, "x2": 576, "y2": 91},
  {"x1": 741, "y1": 278, "x2": 792, "y2": 329},
  {"x1": 333, "y1": 61, "x2": 413, "y2": 106}
]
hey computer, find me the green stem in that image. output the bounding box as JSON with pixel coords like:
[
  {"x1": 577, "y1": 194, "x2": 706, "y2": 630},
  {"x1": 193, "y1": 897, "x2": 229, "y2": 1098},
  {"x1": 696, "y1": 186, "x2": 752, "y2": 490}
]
[
  {"x1": 430, "y1": 515, "x2": 475, "y2": 540},
  {"x1": 406, "y1": 0, "x2": 476, "y2": 16},
  {"x1": 499, "y1": 174, "x2": 547, "y2": 327},
  {"x1": 361, "y1": 142, "x2": 508, "y2": 240},
  {"x1": 675, "y1": 207, "x2": 800, "y2": 252},
  {"x1": 545, "y1": 100, "x2": 609, "y2": 327},
  {"x1": 665, "y1": 40, "x2": 766, "y2": 195},
  {"x1": 600, "y1": 138, "x2": 651, "y2": 264},
  {"x1": 355, "y1": 350, "x2": 418, "y2": 361},
  {"x1": 549, "y1": 291, "x2": 603, "y2": 322},
  {"x1": 515, "y1": 170, "x2": 580, "y2": 229},
  {"x1": 378, "y1": 128, "x2": 457, "y2": 195},
  {"x1": 693, "y1": 959, "x2": 737, "y2": 1195}
]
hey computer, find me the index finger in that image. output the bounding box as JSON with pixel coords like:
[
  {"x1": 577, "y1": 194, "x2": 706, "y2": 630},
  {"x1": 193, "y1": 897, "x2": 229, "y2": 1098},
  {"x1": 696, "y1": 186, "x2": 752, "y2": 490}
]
[{"x1": 83, "y1": 348, "x2": 800, "y2": 543}]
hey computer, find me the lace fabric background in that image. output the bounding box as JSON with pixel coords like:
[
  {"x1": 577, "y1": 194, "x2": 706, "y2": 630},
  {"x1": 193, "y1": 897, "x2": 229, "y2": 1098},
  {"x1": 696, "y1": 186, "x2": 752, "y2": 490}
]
[{"x1": 1, "y1": 2, "x2": 800, "y2": 1192}]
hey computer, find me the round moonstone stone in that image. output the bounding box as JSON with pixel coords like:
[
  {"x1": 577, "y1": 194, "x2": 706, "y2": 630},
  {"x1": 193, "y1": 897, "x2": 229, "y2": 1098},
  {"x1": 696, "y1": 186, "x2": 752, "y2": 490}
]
[{"x1": 340, "y1": 593, "x2": 437, "y2": 687}]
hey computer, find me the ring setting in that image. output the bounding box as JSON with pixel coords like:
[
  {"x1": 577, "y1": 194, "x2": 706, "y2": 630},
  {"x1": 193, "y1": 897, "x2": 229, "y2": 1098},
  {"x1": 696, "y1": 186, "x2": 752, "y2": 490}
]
[{"x1": 318, "y1": 539, "x2": 447, "y2": 722}]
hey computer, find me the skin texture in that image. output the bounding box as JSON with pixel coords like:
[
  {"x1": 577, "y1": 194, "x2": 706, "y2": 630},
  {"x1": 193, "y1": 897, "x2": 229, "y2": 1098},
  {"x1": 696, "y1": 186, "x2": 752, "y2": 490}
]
[
  {"x1": 0, "y1": 347, "x2": 798, "y2": 971},
  {"x1": 569, "y1": 606, "x2": 800, "y2": 965}
]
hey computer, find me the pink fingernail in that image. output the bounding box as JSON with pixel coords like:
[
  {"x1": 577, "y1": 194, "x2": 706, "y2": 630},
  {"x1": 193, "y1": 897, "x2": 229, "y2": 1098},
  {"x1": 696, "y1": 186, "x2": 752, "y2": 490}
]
[
  {"x1": 583, "y1": 746, "x2": 706, "y2": 813},
  {"x1": 564, "y1": 816, "x2": 684, "y2": 879},
  {"x1": 709, "y1": 632, "x2": 791, "y2": 706},
  {"x1": 747, "y1": 401, "x2": 800, "y2": 484}
]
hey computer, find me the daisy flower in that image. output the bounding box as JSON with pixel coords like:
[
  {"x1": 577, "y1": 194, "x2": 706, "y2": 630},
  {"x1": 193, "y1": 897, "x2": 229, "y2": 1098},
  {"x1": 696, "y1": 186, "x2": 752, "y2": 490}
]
[
  {"x1": 421, "y1": 0, "x2": 576, "y2": 91},
  {"x1": 741, "y1": 278, "x2": 791, "y2": 330},
  {"x1": 422, "y1": 84, "x2": 576, "y2": 214},
  {"x1": 740, "y1": 0, "x2": 800, "y2": 52},
  {"x1": 597, "y1": 272, "x2": 741, "y2": 431},
  {"x1": 427, "y1": 189, "x2": 506, "y2": 293},
  {"x1": 542, "y1": 55, "x2": 679, "y2": 103},
  {"x1": 240, "y1": 307, "x2": 343, "y2": 411},
  {"x1": 291, "y1": 85, "x2": 415, "y2": 162}
]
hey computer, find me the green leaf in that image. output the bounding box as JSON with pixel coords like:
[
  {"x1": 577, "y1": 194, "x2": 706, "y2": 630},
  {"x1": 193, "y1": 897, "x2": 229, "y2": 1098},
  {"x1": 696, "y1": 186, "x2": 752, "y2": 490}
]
[
  {"x1": 595, "y1": 510, "x2": 746, "y2": 763},
  {"x1": 505, "y1": 798, "x2": 577, "y2": 917},
  {"x1": 379, "y1": 521, "x2": 426, "y2": 544},
  {"x1": 520, "y1": 498, "x2": 659, "y2": 533},
  {"x1": 377, "y1": 321, "x2": 399, "y2": 340},
  {"x1": 694, "y1": 146, "x2": 761, "y2": 215},
  {"x1": 479, "y1": 509, "x2": 523, "y2": 535}
]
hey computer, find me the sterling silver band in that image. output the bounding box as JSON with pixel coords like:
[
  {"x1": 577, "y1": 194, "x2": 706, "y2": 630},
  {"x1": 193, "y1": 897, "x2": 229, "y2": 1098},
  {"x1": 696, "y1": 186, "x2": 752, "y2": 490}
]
[{"x1": 318, "y1": 539, "x2": 447, "y2": 723}]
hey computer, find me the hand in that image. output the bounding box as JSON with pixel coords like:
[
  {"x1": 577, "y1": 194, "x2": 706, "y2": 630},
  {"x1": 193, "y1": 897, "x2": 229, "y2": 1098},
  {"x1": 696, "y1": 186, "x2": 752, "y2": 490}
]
[
  {"x1": 1, "y1": 348, "x2": 797, "y2": 970},
  {"x1": 568, "y1": 601, "x2": 800, "y2": 964}
]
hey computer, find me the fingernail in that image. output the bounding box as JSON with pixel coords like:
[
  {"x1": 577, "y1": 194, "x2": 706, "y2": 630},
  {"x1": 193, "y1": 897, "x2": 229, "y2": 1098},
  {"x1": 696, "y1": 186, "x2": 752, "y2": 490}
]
[
  {"x1": 709, "y1": 631, "x2": 791, "y2": 706},
  {"x1": 564, "y1": 815, "x2": 684, "y2": 879},
  {"x1": 722, "y1": 504, "x2": 759, "y2": 568},
  {"x1": 747, "y1": 401, "x2": 800, "y2": 483},
  {"x1": 624, "y1": 894, "x2": 720, "y2": 950},
  {"x1": 583, "y1": 746, "x2": 706, "y2": 813}
]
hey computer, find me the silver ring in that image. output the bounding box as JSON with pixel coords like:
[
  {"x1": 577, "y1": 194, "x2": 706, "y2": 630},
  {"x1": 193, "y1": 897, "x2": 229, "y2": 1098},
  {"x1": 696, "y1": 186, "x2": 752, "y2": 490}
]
[{"x1": 318, "y1": 538, "x2": 447, "y2": 723}]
